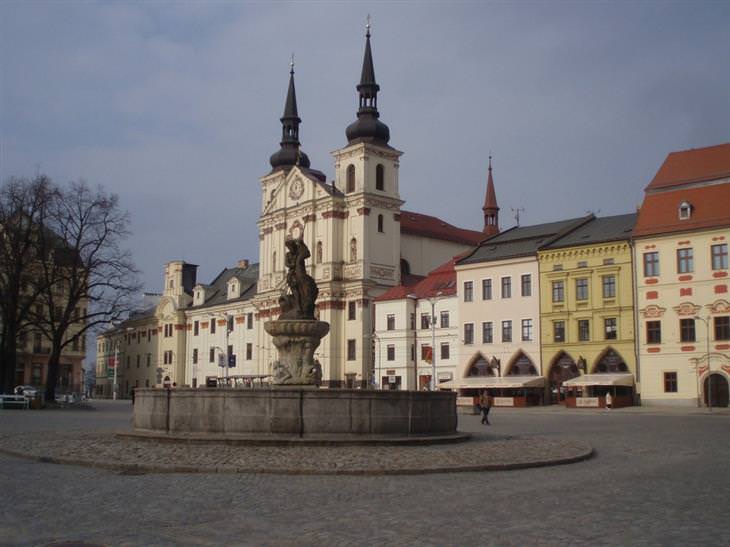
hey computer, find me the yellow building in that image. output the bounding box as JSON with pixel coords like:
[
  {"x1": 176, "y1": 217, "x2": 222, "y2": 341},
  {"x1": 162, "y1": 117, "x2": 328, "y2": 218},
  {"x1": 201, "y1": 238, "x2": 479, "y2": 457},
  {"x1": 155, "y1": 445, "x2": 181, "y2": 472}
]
[{"x1": 538, "y1": 214, "x2": 638, "y2": 407}]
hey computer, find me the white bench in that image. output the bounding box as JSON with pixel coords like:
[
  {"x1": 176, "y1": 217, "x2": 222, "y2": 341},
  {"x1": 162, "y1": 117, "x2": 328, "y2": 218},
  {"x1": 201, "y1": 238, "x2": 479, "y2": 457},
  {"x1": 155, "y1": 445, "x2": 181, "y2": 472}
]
[{"x1": 0, "y1": 394, "x2": 30, "y2": 409}]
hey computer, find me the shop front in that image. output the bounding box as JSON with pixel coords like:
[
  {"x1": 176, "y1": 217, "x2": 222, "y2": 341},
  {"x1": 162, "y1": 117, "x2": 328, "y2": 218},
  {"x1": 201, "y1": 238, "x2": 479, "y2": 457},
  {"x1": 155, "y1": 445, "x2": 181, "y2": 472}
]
[
  {"x1": 440, "y1": 376, "x2": 546, "y2": 410},
  {"x1": 562, "y1": 373, "x2": 635, "y2": 408}
]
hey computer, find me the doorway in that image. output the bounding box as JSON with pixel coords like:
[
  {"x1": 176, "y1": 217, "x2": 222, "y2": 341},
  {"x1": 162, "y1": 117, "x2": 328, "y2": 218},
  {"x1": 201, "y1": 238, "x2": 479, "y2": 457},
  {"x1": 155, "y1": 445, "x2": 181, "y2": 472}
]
[{"x1": 704, "y1": 373, "x2": 729, "y2": 407}]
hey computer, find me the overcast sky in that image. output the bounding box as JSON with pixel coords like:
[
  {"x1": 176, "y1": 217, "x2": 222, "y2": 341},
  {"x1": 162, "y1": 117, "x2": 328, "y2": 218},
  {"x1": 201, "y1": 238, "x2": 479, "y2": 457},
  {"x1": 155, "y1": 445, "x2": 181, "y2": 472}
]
[{"x1": 2, "y1": 1, "x2": 729, "y2": 294}]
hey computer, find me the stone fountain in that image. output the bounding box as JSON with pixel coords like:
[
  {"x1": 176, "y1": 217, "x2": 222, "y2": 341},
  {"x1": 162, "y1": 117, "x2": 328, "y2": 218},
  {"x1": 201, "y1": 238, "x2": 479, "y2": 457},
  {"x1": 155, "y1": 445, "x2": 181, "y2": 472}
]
[
  {"x1": 130, "y1": 238, "x2": 464, "y2": 444},
  {"x1": 264, "y1": 238, "x2": 329, "y2": 386}
]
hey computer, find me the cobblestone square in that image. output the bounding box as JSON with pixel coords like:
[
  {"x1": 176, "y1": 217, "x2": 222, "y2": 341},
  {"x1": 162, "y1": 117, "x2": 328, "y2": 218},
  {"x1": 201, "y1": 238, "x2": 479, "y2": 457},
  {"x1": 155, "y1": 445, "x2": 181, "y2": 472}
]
[{"x1": 1, "y1": 401, "x2": 728, "y2": 546}]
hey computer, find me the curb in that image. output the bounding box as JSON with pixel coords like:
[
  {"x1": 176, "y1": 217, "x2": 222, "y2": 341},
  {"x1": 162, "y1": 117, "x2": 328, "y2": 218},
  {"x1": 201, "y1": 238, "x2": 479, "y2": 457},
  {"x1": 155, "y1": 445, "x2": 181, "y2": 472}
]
[{"x1": 0, "y1": 443, "x2": 594, "y2": 476}]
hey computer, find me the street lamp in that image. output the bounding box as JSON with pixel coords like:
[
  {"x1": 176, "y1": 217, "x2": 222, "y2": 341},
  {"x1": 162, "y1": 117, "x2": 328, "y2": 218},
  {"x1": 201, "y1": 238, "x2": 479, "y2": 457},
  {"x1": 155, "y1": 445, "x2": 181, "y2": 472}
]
[
  {"x1": 406, "y1": 294, "x2": 419, "y2": 390},
  {"x1": 694, "y1": 315, "x2": 712, "y2": 411},
  {"x1": 208, "y1": 312, "x2": 234, "y2": 386},
  {"x1": 372, "y1": 333, "x2": 381, "y2": 389}
]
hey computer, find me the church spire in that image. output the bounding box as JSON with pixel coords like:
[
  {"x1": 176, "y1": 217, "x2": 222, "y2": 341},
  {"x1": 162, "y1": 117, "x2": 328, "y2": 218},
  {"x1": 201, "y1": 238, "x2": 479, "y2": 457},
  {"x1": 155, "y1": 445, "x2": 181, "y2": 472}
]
[
  {"x1": 270, "y1": 58, "x2": 311, "y2": 172},
  {"x1": 345, "y1": 17, "x2": 391, "y2": 146},
  {"x1": 482, "y1": 155, "x2": 500, "y2": 236}
]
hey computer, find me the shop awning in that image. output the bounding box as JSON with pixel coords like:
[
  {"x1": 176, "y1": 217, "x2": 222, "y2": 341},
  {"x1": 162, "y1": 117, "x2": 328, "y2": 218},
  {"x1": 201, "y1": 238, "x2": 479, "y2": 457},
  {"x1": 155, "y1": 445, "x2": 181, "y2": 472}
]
[
  {"x1": 563, "y1": 373, "x2": 635, "y2": 387},
  {"x1": 439, "y1": 376, "x2": 545, "y2": 390}
]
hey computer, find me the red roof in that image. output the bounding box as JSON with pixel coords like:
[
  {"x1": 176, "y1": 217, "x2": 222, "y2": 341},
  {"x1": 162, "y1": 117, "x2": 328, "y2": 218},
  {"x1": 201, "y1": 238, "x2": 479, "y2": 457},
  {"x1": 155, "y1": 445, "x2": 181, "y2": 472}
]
[
  {"x1": 399, "y1": 210, "x2": 484, "y2": 246},
  {"x1": 375, "y1": 259, "x2": 457, "y2": 302},
  {"x1": 646, "y1": 142, "x2": 730, "y2": 191},
  {"x1": 633, "y1": 184, "x2": 730, "y2": 237}
]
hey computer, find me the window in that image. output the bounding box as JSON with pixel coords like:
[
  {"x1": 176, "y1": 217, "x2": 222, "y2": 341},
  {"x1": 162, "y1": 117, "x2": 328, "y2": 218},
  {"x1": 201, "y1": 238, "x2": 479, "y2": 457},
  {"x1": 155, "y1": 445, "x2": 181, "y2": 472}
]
[
  {"x1": 246, "y1": 343, "x2": 252, "y2": 360},
  {"x1": 482, "y1": 322, "x2": 493, "y2": 343},
  {"x1": 677, "y1": 248, "x2": 693, "y2": 274},
  {"x1": 646, "y1": 321, "x2": 661, "y2": 344},
  {"x1": 680, "y1": 318, "x2": 696, "y2": 343},
  {"x1": 554, "y1": 321, "x2": 565, "y2": 342},
  {"x1": 421, "y1": 345, "x2": 432, "y2": 361},
  {"x1": 377, "y1": 214, "x2": 384, "y2": 233},
  {"x1": 602, "y1": 275, "x2": 616, "y2": 299},
  {"x1": 32, "y1": 364, "x2": 41, "y2": 385},
  {"x1": 386, "y1": 314, "x2": 395, "y2": 331},
  {"x1": 501, "y1": 277, "x2": 511, "y2": 299},
  {"x1": 463, "y1": 281, "x2": 473, "y2": 302},
  {"x1": 145, "y1": 379, "x2": 149, "y2": 387},
  {"x1": 482, "y1": 279, "x2": 492, "y2": 300},
  {"x1": 192, "y1": 348, "x2": 198, "y2": 364},
  {"x1": 410, "y1": 313, "x2": 416, "y2": 330},
  {"x1": 410, "y1": 344, "x2": 415, "y2": 361},
  {"x1": 210, "y1": 320, "x2": 216, "y2": 334},
  {"x1": 164, "y1": 324, "x2": 173, "y2": 337},
  {"x1": 578, "y1": 319, "x2": 590, "y2": 342},
  {"x1": 440, "y1": 311, "x2": 449, "y2": 328},
  {"x1": 346, "y1": 164, "x2": 355, "y2": 193},
  {"x1": 247, "y1": 313, "x2": 253, "y2": 329},
  {"x1": 348, "y1": 301, "x2": 356, "y2": 321},
  {"x1": 603, "y1": 258, "x2": 614, "y2": 265},
  {"x1": 146, "y1": 354, "x2": 151, "y2": 367},
  {"x1": 575, "y1": 278, "x2": 589, "y2": 301},
  {"x1": 715, "y1": 317, "x2": 730, "y2": 341},
  {"x1": 387, "y1": 345, "x2": 395, "y2": 361},
  {"x1": 136, "y1": 355, "x2": 140, "y2": 368},
  {"x1": 227, "y1": 315, "x2": 234, "y2": 333},
  {"x1": 712, "y1": 244, "x2": 728, "y2": 270},
  {"x1": 678, "y1": 201, "x2": 692, "y2": 220},
  {"x1": 605, "y1": 318, "x2": 618, "y2": 340},
  {"x1": 376, "y1": 164, "x2": 385, "y2": 191},
  {"x1": 502, "y1": 321, "x2": 512, "y2": 342},
  {"x1": 421, "y1": 313, "x2": 430, "y2": 329},
  {"x1": 552, "y1": 281, "x2": 565, "y2": 303},
  {"x1": 209, "y1": 347, "x2": 215, "y2": 363},
  {"x1": 664, "y1": 372, "x2": 678, "y2": 393},
  {"x1": 126, "y1": 356, "x2": 130, "y2": 369},
  {"x1": 316, "y1": 241, "x2": 323, "y2": 264},
  {"x1": 464, "y1": 323, "x2": 474, "y2": 345},
  {"x1": 163, "y1": 351, "x2": 173, "y2": 365},
  {"x1": 521, "y1": 319, "x2": 532, "y2": 341},
  {"x1": 440, "y1": 343, "x2": 450, "y2": 360},
  {"x1": 272, "y1": 251, "x2": 277, "y2": 272},
  {"x1": 643, "y1": 252, "x2": 659, "y2": 277},
  {"x1": 521, "y1": 274, "x2": 531, "y2": 297},
  {"x1": 577, "y1": 261, "x2": 588, "y2": 268},
  {"x1": 347, "y1": 339, "x2": 356, "y2": 360}
]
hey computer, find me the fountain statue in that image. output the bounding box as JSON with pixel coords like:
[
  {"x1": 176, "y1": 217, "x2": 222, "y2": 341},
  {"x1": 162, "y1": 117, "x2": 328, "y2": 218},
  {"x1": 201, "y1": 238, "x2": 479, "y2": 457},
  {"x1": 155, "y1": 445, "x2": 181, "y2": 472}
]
[{"x1": 264, "y1": 238, "x2": 329, "y2": 385}]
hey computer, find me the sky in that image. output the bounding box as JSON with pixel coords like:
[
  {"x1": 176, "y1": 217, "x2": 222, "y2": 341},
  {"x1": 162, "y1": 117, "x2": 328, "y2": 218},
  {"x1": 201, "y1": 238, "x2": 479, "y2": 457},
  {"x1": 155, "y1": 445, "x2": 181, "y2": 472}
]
[{"x1": 2, "y1": 1, "x2": 729, "y2": 296}]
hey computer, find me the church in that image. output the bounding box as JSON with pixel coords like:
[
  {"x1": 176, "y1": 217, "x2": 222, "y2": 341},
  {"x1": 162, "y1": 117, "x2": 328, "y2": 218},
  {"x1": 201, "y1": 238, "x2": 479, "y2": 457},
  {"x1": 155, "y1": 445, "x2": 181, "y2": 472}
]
[{"x1": 95, "y1": 25, "x2": 495, "y2": 393}]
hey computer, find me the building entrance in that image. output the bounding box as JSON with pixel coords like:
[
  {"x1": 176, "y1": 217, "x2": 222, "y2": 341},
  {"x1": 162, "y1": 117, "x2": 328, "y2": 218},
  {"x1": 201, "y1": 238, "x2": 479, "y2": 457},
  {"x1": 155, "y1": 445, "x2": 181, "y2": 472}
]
[
  {"x1": 704, "y1": 373, "x2": 729, "y2": 407},
  {"x1": 548, "y1": 353, "x2": 580, "y2": 404}
]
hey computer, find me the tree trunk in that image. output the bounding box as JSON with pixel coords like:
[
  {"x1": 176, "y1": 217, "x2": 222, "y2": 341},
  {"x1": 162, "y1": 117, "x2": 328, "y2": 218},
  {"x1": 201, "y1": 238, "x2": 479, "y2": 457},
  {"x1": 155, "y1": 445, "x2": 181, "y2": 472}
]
[
  {"x1": 44, "y1": 344, "x2": 63, "y2": 401},
  {"x1": 0, "y1": 326, "x2": 18, "y2": 394}
]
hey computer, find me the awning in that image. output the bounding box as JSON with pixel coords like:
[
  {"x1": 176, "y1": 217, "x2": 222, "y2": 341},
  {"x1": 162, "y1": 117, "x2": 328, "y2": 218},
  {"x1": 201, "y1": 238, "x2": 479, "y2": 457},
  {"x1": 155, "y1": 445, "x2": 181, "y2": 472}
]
[
  {"x1": 563, "y1": 373, "x2": 635, "y2": 387},
  {"x1": 439, "y1": 376, "x2": 545, "y2": 390}
]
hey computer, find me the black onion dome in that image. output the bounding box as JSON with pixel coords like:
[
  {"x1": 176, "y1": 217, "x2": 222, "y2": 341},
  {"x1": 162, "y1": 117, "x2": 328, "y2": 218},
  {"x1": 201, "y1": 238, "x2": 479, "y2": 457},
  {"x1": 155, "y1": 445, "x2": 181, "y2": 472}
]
[
  {"x1": 345, "y1": 25, "x2": 390, "y2": 146},
  {"x1": 269, "y1": 64, "x2": 311, "y2": 171}
]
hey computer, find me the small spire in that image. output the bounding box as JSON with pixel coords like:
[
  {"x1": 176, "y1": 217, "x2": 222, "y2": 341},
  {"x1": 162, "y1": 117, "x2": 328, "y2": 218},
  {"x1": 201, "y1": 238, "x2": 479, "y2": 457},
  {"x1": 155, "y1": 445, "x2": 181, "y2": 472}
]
[
  {"x1": 482, "y1": 156, "x2": 500, "y2": 236},
  {"x1": 290, "y1": 53, "x2": 294, "y2": 74},
  {"x1": 366, "y1": 14, "x2": 371, "y2": 37},
  {"x1": 269, "y1": 61, "x2": 310, "y2": 172}
]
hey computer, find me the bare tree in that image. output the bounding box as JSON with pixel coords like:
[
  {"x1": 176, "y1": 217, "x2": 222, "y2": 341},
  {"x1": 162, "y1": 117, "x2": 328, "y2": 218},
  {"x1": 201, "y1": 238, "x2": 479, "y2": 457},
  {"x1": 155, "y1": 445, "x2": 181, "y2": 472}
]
[
  {"x1": 0, "y1": 176, "x2": 54, "y2": 394},
  {"x1": 33, "y1": 180, "x2": 140, "y2": 400}
]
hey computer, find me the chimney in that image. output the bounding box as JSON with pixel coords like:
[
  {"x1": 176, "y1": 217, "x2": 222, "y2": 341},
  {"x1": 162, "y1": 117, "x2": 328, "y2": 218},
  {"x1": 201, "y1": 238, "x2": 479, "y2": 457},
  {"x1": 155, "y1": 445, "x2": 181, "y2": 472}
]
[{"x1": 238, "y1": 259, "x2": 250, "y2": 270}]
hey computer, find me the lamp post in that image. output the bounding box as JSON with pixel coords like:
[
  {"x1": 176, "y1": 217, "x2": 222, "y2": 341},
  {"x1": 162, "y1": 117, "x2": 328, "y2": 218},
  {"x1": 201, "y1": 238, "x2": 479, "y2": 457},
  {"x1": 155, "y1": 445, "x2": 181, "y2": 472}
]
[
  {"x1": 427, "y1": 291, "x2": 443, "y2": 391},
  {"x1": 694, "y1": 315, "x2": 712, "y2": 411},
  {"x1": 372, "y1": 333, "x2": 381, "y2": 389}
]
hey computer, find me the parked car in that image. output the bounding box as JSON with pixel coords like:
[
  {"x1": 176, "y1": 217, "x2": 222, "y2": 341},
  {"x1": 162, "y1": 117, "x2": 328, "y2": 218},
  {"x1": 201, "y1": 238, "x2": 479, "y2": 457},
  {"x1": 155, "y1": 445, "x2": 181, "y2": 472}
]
[{"x1": 13, "y1": 385, "x2": 38, "y2": 398}]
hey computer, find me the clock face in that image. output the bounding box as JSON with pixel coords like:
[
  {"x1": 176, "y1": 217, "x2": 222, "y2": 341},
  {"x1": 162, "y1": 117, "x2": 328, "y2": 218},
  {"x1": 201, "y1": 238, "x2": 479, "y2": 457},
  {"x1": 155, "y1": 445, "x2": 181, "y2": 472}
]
[{"x1": 289, "y1": 178, "x2": 304, "y2": 200}]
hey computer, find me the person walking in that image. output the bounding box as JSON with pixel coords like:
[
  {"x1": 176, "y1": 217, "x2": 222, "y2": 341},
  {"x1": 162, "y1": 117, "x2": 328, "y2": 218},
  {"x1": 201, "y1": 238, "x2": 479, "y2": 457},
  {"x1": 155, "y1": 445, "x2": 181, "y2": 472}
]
[
  {"x1": 605, "y1": 391, "x2": 613, "y2": 410},
  {"x1": 479, "y1": 390, "x2": 492, "y2": 425}
]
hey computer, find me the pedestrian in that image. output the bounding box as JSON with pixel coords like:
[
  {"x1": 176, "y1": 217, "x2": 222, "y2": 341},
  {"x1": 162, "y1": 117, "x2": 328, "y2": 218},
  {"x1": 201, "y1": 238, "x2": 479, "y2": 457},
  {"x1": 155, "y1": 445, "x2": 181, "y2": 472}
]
[
  {"x1": 479, "y1": 390, "x2": 492, "y2": 425},
  {"x1": 605, "y1": 391, "x2": 613, "y2": 410}
]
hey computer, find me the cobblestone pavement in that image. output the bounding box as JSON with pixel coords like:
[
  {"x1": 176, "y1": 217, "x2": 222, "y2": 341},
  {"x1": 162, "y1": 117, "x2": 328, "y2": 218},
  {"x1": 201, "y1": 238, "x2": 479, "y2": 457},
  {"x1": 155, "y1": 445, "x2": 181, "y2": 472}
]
[{"x1": 1, "y1": 400, "x2": 728, "y2": 546}]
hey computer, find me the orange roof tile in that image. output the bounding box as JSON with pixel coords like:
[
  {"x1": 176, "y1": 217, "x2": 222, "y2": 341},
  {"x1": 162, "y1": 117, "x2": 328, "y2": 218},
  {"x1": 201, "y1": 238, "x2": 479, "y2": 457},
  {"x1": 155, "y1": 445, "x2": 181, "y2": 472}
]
[
  {"x1": 646, "y1": 142, "x2": 730, "y2": 191},
  {"x1": 633, "y1": 183, "x2": 730, "y2": 237},
  {"x1": 375, "y1": 259, "x2": 457, "y2": 302},
  {"x1": 400, "y1": 210, "x2": 484, "y2": 246}
]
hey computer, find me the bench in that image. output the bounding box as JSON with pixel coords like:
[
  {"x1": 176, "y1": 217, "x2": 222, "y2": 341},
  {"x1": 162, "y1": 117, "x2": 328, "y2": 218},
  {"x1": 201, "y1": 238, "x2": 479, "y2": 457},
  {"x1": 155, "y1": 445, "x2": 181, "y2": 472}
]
[{"x1": 0, "y1": 394, "x2": 30, "y2": 409}]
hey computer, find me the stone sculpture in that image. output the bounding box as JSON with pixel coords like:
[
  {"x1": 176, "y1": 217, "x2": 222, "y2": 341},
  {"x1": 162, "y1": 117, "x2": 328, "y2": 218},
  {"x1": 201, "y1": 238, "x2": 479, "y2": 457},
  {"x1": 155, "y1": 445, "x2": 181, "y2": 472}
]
[{"x1": 265, "y1": 238, "x2": 330, "y2": 385}]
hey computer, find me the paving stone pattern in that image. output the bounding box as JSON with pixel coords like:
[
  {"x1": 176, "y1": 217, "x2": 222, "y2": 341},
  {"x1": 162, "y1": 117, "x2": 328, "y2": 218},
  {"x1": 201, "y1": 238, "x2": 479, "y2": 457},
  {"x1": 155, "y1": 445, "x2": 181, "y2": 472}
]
[{"x1": 1, "y1": 401, "x2": 728, "y2": 546}]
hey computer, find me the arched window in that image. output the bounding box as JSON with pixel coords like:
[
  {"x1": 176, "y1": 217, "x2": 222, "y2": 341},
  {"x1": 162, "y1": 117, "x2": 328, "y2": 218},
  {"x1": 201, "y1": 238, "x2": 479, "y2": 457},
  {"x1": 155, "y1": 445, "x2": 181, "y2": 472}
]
[
  {"x1": 376, "y1": 164, "x2": 385, "y2": 191},
  {"x1": 350, "y1": 238, "x2": 357, "y2": 263},
  {"x1": 467, "y1": 354, "x2": 496, "y2": 377},
  {"x1": 346, "y1": 165, "x2": 356, "y2": 193},
  {"x1": 678, "y1": 201, "x2": 692, "y2": 220},
  {"x1": 400, "y1": 258, "x2": 411, "y2": 277},
  {"x1": 316, "y1": 241, "x2": 323, "y2": 264},
  {"x1": 507, "y1": 352, "x2": 538, "y2": 375},
  {"x1": 593, "y1": 348, "x2": 629, "y2": 373},
  {"x1": 272, "y1": 251, "x2": 277, "y2": 272},
  {"x1": 377, "y1": 214, "x2": 384, "y2": 233}
]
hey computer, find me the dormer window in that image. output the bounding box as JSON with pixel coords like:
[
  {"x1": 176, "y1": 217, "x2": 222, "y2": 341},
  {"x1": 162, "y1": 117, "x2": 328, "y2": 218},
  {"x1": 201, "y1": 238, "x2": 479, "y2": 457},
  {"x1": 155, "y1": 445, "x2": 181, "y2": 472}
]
[
  {"x1": 193, "y1": 286, "x2": 206, "y2": 306},
  {"x1": 678, "y1": 201, "x2": 692, "y2": 220},
  {"x1": 228, "y1": 278, "x2": 240, "y2": 300}
]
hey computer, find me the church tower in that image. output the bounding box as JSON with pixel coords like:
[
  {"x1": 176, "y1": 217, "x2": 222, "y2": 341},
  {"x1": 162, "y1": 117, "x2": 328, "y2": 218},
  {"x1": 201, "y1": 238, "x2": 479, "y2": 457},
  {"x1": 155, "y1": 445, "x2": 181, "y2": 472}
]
[
  {"x1": 326, "y1": 21, "x2": 404, "y2": 386},
  {"x1": 482, "y1": 156, "x2": 500, "y2": 237}
]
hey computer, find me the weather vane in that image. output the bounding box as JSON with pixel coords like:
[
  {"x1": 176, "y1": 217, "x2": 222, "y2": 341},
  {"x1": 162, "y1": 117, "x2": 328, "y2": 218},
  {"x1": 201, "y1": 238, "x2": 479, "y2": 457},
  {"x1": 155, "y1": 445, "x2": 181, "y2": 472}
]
[
  {"x1": 366, "y1": 14, "x2": 371, "y2": 35},
  {"x1": 290, "y1": 53, "x2": 294, "y2": 73}
]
